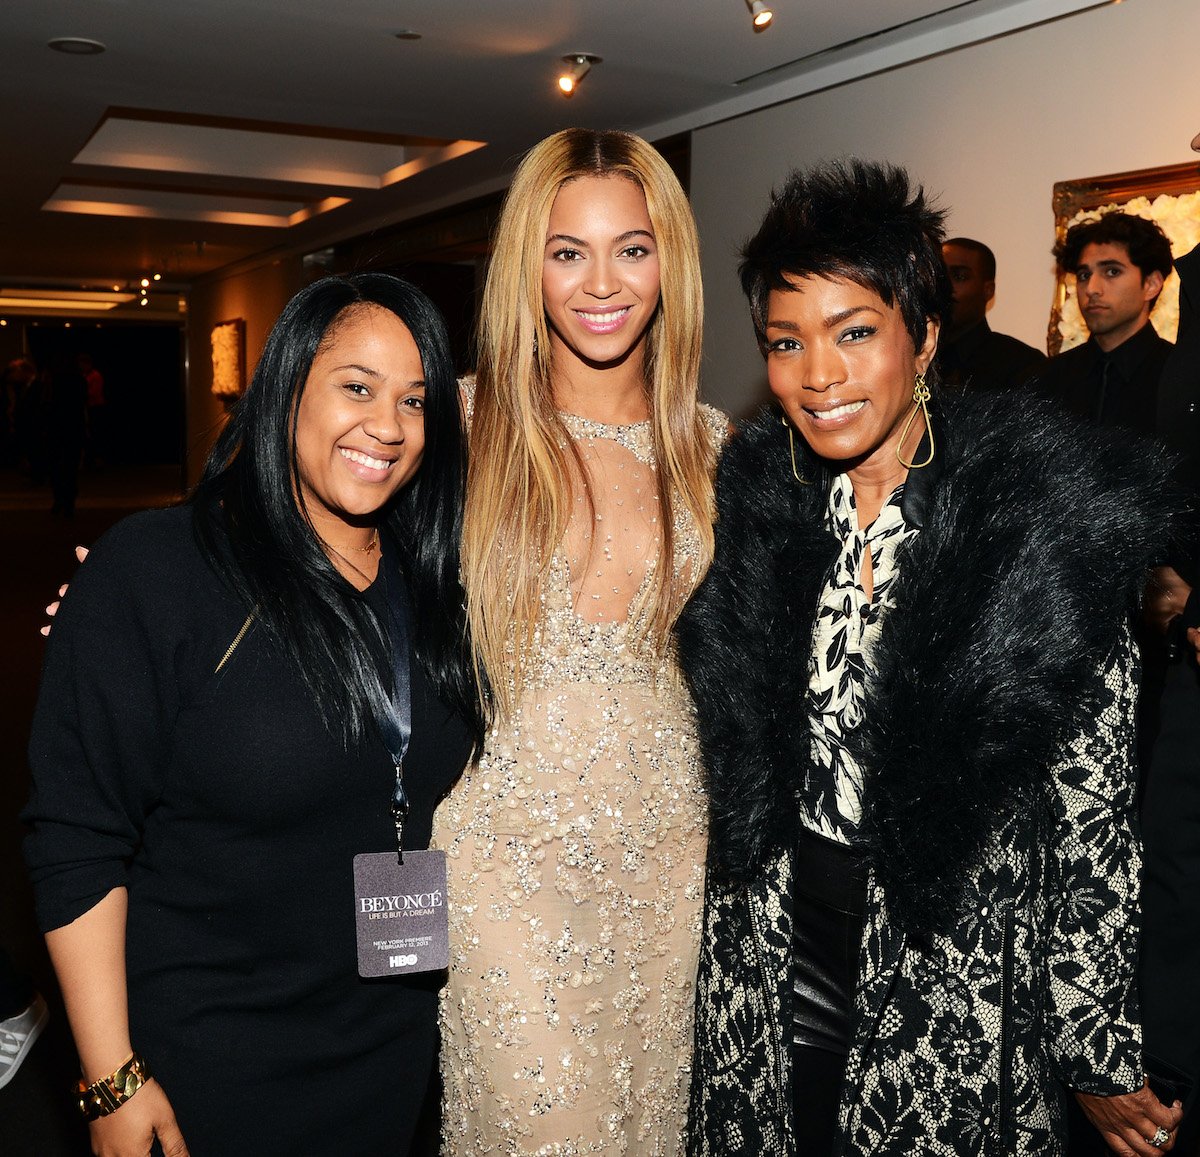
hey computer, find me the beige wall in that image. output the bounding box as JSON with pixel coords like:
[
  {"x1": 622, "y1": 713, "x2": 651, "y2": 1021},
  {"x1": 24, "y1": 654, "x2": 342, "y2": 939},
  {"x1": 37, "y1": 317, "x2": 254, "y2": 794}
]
[
  {"x1": 184, "y1": 258, "x2": 305, "y2": 485},
  {"x1": 692, "y1": 0, "x2": 1200, "y2": 417}
]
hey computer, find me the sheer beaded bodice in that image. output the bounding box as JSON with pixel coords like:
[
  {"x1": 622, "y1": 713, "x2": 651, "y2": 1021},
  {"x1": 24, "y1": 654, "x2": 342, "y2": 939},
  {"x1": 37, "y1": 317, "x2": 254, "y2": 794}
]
[
  {"x1": 557, "y1": 411, "x2": 661, "y2": 628},
  {"x1": 433, "y1": 402, "x2": 724, "y2": 1157},
  {"x1": 527, "y1": 412, "x2": 705, "y2": 691}
]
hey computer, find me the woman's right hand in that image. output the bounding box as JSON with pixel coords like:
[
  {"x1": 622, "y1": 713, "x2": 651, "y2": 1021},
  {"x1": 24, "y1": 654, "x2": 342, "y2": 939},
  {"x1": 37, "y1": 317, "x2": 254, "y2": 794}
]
[
  {"x1": 88, "y1": 1079, "x2": 189, "y2": 1157},
  {"x1": 40, "y1": 545, "x2": 88, "y2": 636}
]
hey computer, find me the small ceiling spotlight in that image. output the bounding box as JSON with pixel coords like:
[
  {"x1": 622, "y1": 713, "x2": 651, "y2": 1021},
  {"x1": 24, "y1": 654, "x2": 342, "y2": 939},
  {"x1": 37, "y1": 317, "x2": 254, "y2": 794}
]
[
  {"x1": 746, "y1": 0, "x2": 774, "y2": 30},
  {"x1": 558, "y1": 54, "x2": 600, "y2": 97},
  {"x1": 48, "y1": 37, "x2": 107, "y2": 55}
]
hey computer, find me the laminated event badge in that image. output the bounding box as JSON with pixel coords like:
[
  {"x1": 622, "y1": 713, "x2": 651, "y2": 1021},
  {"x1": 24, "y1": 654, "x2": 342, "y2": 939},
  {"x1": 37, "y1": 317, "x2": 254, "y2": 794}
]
[{"x1": 353, "y1": 850, "x2": 449, "y2": 977}]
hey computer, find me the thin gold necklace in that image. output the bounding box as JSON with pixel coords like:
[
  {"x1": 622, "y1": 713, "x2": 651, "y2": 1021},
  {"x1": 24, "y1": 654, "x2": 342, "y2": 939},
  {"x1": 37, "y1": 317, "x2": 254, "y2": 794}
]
[{"x1": 338, "y1": 528, "x2": 379, "y2": 554}]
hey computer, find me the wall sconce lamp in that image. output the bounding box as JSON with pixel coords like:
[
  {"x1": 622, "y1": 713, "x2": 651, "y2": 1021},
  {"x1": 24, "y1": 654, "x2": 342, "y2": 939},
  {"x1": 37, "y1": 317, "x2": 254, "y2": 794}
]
[
  {"x1": 746, "y1": 0, "x2": 774, "y2": 30},
  {"x1": 558, "y1": 54, "x2": 600, "y2": 97}
]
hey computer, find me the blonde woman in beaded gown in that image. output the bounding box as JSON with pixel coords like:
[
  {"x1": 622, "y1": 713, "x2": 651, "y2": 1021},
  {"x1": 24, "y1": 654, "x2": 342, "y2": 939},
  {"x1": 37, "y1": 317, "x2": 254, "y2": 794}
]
[{"x1": 432, "y1": 129, "x2": 725, "y2": 1156}]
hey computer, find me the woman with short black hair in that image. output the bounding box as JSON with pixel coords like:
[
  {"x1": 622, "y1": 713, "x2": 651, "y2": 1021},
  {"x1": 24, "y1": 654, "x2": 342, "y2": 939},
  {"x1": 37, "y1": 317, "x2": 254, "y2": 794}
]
[{"x1": 680, "y1": 161, "x2": 1185, "y2": 1157}]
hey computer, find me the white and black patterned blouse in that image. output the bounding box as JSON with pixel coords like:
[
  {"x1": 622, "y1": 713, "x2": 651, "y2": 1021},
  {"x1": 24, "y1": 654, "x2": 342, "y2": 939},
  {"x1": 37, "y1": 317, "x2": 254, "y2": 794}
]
[{"x1": 803, "y1": 474, "x2": 917, "y2": 843}]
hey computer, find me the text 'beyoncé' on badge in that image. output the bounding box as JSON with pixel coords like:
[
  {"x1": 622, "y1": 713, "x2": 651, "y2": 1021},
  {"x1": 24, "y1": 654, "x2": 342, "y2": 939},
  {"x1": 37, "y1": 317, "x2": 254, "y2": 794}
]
[{"x1": 352, "y1": 850, "x2": 449, "y2": 977}]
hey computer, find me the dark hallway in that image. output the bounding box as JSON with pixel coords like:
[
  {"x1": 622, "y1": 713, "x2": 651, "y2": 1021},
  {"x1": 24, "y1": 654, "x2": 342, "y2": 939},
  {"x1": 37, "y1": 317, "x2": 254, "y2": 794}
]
[{"x1": 0, "y1": 464, "x2": 182, "y2": 1155}]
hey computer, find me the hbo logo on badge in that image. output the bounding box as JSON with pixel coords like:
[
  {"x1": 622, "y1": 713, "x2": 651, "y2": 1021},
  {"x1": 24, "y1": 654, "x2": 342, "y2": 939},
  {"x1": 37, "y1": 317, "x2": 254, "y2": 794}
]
[{"x1": 389, "y1": 953, "x2": 418, "y2": 968}]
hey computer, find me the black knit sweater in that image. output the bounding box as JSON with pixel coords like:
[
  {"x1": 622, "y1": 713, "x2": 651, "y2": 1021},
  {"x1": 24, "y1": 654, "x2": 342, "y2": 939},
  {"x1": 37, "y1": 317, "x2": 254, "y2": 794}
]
[{"x1": 24, "y1": 505, "x2": 471, "y2": 1154}]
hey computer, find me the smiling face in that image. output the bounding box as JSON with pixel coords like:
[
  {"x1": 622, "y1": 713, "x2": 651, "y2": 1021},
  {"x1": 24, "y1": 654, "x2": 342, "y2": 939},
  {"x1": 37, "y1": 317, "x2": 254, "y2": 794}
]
[
  {"x1": 1072, "y1": 241, "x2": 1162, "y2": 352},
  {"x1": 765, "y1": 275, "x2": 938, "y2": 479},
  {"x1": 541, "y1": 174, "x2": 661, "y2": 376},
  {"x1": 293, "y1": 303, "x2": 427, "y2": 543}
]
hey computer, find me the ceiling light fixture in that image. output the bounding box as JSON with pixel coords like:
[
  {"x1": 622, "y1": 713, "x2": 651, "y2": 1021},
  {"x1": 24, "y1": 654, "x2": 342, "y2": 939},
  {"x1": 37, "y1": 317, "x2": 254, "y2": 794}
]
[
  {"x1": 48, "y1": 37, "x2": 107, "y2": 55},
  {"x1": 393, "y1": 30, "x2": 422, "y2": 41},
  {"x1": 746, "y1": 0, "x2": 774, "y2": 30},
  {"x1": 558, "y1": 54, "x2": 600, "y2": 97}
]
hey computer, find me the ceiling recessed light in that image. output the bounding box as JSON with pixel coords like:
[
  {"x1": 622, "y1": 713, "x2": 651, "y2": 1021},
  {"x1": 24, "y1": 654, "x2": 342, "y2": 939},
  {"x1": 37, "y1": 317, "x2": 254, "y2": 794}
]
[
  {"x1": 48, "y1": 37, "x2": 107, "y2": 55},
  {"x1": 393, "y1": 30, "x2": 422, "y2": 41}
]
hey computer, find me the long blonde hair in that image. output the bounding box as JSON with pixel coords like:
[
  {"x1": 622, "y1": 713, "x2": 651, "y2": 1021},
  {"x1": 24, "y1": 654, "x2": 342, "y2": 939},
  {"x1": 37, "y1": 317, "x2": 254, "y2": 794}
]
[{"x1": 462, "y1": 128, "x2": 715, "y2": 718}]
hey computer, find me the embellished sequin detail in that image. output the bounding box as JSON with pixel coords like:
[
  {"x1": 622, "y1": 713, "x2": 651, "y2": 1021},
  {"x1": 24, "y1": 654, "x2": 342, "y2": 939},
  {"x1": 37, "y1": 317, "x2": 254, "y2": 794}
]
[{"x1": 434, "y1": 402, "x2": 725, "y2": 1155}]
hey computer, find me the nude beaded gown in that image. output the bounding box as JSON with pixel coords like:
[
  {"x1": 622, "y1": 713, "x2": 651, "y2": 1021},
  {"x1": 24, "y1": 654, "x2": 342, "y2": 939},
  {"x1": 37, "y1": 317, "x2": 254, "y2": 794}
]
[{"x1": 433, "y1": 405, "x2": 725, "y2": 1156}]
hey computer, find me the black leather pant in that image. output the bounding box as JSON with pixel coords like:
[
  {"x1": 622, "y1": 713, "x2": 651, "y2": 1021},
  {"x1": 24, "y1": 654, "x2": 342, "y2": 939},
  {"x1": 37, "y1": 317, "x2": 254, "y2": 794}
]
[{"x1": 793, "y1": 826, "x2": 868, "y2": 1154}]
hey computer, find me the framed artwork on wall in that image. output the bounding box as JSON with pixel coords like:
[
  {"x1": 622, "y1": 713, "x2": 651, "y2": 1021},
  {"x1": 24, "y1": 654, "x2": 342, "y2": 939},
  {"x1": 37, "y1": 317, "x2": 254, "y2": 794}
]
[
  {"x1": 1049, "y1": 161, "x2": 1200, "y2": 356},
  {"x1": 211, "y1": 318, "x2": 246, "y2": 400}
]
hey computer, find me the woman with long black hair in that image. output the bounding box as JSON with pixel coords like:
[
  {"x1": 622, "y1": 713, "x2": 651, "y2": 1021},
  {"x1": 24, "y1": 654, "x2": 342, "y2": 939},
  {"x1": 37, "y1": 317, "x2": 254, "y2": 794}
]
[{"x1": 24, "y1": 273, "x2": 484, "y2": 1156}]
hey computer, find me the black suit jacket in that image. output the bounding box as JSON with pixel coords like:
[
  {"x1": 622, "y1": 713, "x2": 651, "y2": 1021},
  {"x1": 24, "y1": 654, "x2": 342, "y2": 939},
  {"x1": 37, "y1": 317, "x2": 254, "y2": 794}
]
[
  {"x1": 1036, "y1": 321, "x2": 1173, "y2": 437},
  {"x1": 1157, "y1": 245, "x2": 1200, "y2": 495},
  {"x1": 1140, "y1": 242, "x2": 1200, "y2": 1108},
  {"x1": 937, "y1": 317, "x2": 1047, "y2": 392}
]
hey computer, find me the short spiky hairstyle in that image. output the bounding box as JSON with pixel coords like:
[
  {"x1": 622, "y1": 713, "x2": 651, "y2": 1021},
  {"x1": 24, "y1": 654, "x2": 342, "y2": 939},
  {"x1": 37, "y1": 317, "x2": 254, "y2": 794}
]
[{"x1": 740, "y1": 159, "x2": 951, "y2": 355}]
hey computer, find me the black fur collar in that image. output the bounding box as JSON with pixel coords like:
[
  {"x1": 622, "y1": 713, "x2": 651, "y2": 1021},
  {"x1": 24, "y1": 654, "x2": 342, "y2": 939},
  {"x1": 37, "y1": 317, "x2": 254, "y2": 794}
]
[{"x1": 679, "y1": 390, "x2": 1180, "y2": 934}]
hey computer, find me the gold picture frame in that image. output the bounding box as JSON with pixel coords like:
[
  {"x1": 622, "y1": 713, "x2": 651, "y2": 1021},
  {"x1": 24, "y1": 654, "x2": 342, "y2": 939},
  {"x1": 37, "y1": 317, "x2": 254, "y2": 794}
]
[
  {"x1": 1049, "y1": 161, "x2": 1200, "y2": 356},
  {"x1": 211, "y1": 318, "x2": 246, "y2": 399}
]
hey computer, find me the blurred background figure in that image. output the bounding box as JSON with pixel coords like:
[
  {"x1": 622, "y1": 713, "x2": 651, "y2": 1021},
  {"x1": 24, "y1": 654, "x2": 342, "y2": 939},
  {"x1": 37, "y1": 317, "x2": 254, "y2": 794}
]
[
  {"x1": 938, "y1": 236, "x2": 1046, "y2": 390},
  {"x1": 44, "y1": 354, "x2": 87, "y2": 518},
  {"x1": 77, "y1": 353, "x2": 106, "y2": 470},
  {"x1": 6, "y1": 357, "x2": 42, "y2": 480}
]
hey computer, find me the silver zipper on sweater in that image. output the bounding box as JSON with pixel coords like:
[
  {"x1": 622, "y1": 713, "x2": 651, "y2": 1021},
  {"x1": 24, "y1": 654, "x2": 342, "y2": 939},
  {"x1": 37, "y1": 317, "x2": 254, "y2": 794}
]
[{"x1": 215, "y1": 611, "x2": 255, "y2": 673}]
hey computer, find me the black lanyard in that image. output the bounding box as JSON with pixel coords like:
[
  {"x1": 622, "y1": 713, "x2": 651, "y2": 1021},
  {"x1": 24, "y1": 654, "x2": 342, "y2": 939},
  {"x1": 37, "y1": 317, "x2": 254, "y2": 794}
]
[{"x1": 376, "y1": 547, "x2": 412, "y2": 864}]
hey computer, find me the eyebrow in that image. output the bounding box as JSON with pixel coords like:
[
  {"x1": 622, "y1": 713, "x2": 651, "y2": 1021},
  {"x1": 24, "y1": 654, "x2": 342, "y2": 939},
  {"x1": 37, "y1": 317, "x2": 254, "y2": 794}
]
[
  {"x1": 331, "y1": 363, "x2": 382, "y2": 377},
  {"x1": 1077, "y1": 259, "x2": 1126, "y2": 272},
  {"x1": 765, "y1": 305, "x2": 882, "y2": 331},
  {"x1": 545, "y1": 228, "x2": 655, "y2": 248}
]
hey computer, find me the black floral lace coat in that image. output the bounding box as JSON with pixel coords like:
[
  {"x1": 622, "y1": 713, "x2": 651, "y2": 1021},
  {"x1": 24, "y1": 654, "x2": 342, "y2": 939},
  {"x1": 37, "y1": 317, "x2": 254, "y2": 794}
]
[{"x1": 677, "y1": 393, "x2": 1182, "y2": 1157}]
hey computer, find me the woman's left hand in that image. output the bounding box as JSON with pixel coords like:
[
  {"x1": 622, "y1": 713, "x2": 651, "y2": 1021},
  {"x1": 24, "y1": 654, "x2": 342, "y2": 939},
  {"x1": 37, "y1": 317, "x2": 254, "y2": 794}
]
[{"x1": 1074, "y1": 1081, "x2": 1183, "y2": 1156}]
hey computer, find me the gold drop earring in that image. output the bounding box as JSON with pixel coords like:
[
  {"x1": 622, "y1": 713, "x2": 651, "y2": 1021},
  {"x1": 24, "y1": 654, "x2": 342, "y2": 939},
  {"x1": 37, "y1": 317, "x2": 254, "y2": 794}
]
[
  {"x1": 896, "y1": 370, "x2": 935, "y2": 470},
  {"x1": 781, "y1": 412, "x2": 812, "y2": 485}
]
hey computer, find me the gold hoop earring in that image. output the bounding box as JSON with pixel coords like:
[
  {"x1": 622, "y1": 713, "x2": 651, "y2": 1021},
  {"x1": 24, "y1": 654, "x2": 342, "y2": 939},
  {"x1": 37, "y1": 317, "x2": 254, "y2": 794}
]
[
  {"x1": 896, "y1": 371, "x2": 935, "y2": 470},
  {"x1": 781, "y1": 413, "x2": 812, "y2": 485}
]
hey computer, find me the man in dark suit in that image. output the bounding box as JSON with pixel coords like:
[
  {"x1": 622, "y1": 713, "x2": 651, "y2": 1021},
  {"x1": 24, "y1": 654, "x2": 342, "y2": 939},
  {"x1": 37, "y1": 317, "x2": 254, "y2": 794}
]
[
  {"x1": 1138, "y1": 128, "x2": 1200, "y2": 1157},
  {"x1": 938, "y1": 237, "x2": 1047, "y2": 390},
  {"x1": 1064, "y1": 145, "x2": 1200, "y2": 1157},
  {"x1": 1038, "y1": 212, "x2": 1174, "y2": 433}
]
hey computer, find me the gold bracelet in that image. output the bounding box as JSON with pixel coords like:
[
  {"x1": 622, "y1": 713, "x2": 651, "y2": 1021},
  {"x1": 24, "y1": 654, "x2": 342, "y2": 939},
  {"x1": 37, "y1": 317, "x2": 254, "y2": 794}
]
[{"x1": 75, "y1": 1052, "x2": 152, "y2": 1121}]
